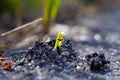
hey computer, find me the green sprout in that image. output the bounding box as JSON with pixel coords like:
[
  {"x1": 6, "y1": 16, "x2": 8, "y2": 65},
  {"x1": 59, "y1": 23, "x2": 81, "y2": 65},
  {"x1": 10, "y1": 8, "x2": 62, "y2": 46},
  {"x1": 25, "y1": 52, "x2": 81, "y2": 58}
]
[{"x1": 54, "y1": 32, "x2": 65, "y2": 50}]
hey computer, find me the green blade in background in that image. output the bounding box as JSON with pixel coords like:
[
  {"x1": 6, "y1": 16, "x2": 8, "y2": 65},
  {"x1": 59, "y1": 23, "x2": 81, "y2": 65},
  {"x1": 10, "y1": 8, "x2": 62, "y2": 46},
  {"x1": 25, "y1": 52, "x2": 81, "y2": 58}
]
[
  {"x1": 51, "y1": 0, "x2": 61, "y2": 21},
  {"x1": 44, "y1": 0, "x2": 61, "y2": 22},
  {"x1": 42, "y1": 0, "x2": 61, "y2": 36}
]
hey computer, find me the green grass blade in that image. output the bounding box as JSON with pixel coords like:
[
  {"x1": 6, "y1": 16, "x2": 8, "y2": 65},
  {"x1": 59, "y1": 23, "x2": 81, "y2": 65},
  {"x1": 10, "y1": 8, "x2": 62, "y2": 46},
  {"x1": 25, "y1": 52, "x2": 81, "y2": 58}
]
[
  {"x1": 44, "y1": 0, "x2": 61, "y2": 22},
  {"x1": 42, "y1": 0, "x2": 61, "y2": 35},
  {"x1": 51, "y1": 0, "x2": 61, "y2": 21}
]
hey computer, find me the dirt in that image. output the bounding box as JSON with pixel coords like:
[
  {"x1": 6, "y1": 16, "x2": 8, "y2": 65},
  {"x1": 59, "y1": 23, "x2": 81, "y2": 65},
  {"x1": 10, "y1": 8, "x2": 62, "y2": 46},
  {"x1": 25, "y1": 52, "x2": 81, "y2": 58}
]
[
  {"x1": 0, "y1": 38, "x2": 113, "y2": 80},
  {"x1": 85, "y1": 52, "x2": 110, "y2": 73}
]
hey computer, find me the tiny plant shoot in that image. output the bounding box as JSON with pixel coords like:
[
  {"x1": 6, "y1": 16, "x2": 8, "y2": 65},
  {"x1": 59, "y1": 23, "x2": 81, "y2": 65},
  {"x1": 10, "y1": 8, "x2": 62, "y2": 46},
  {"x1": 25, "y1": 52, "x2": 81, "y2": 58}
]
[{"x1": 54, "y1": 32, "x2": 65, "y2": 50}]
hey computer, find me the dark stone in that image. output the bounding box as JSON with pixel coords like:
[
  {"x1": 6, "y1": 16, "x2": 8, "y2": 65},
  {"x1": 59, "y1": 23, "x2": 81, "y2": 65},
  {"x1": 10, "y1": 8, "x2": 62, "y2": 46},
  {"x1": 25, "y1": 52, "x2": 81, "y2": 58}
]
[{"x1": 85, "y1": 52, "x2": 110, "y2": 71}]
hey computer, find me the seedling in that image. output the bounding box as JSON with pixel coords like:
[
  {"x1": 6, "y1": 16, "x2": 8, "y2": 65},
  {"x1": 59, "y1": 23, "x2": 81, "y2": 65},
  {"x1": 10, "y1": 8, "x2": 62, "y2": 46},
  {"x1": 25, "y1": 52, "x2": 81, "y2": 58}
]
[{"x1": 54, "y1": 32, "x2": 65, "y2": 50}]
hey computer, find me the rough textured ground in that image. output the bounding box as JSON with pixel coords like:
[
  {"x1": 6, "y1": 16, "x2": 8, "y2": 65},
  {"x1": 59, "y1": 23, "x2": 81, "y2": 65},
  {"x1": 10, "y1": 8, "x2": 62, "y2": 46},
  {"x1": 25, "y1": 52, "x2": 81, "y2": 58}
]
[
  {"x1": 0, "y1": 39, "x2": 111, "y2": 80},
  {"x1": 0, "y1": 37, "x2": 120, "y2": 80}
]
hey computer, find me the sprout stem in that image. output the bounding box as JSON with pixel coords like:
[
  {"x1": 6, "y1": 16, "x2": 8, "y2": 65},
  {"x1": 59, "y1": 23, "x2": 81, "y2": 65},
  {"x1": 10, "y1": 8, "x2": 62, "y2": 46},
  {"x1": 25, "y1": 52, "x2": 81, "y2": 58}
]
[{"x1": 54, "y1": 32, "x2": 65, "y2": 50}]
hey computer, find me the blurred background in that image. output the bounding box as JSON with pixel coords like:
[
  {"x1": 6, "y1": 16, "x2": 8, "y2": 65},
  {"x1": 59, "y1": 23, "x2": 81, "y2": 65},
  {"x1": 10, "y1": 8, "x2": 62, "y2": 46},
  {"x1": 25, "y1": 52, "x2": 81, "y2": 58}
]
[
  {"x1": 0, "y1": 0, "x2": 120, "y2": 33},
  {"x1": 0, "y1": 0, "x2": 120, "y2": 50}
]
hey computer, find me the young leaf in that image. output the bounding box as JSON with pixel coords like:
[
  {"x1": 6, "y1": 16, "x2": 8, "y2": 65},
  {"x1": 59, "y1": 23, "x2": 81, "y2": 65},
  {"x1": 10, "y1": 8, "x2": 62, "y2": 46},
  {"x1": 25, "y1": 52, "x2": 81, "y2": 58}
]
[{"x1": 54, "y1": 32, "x2": 65, "y2": 50}]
